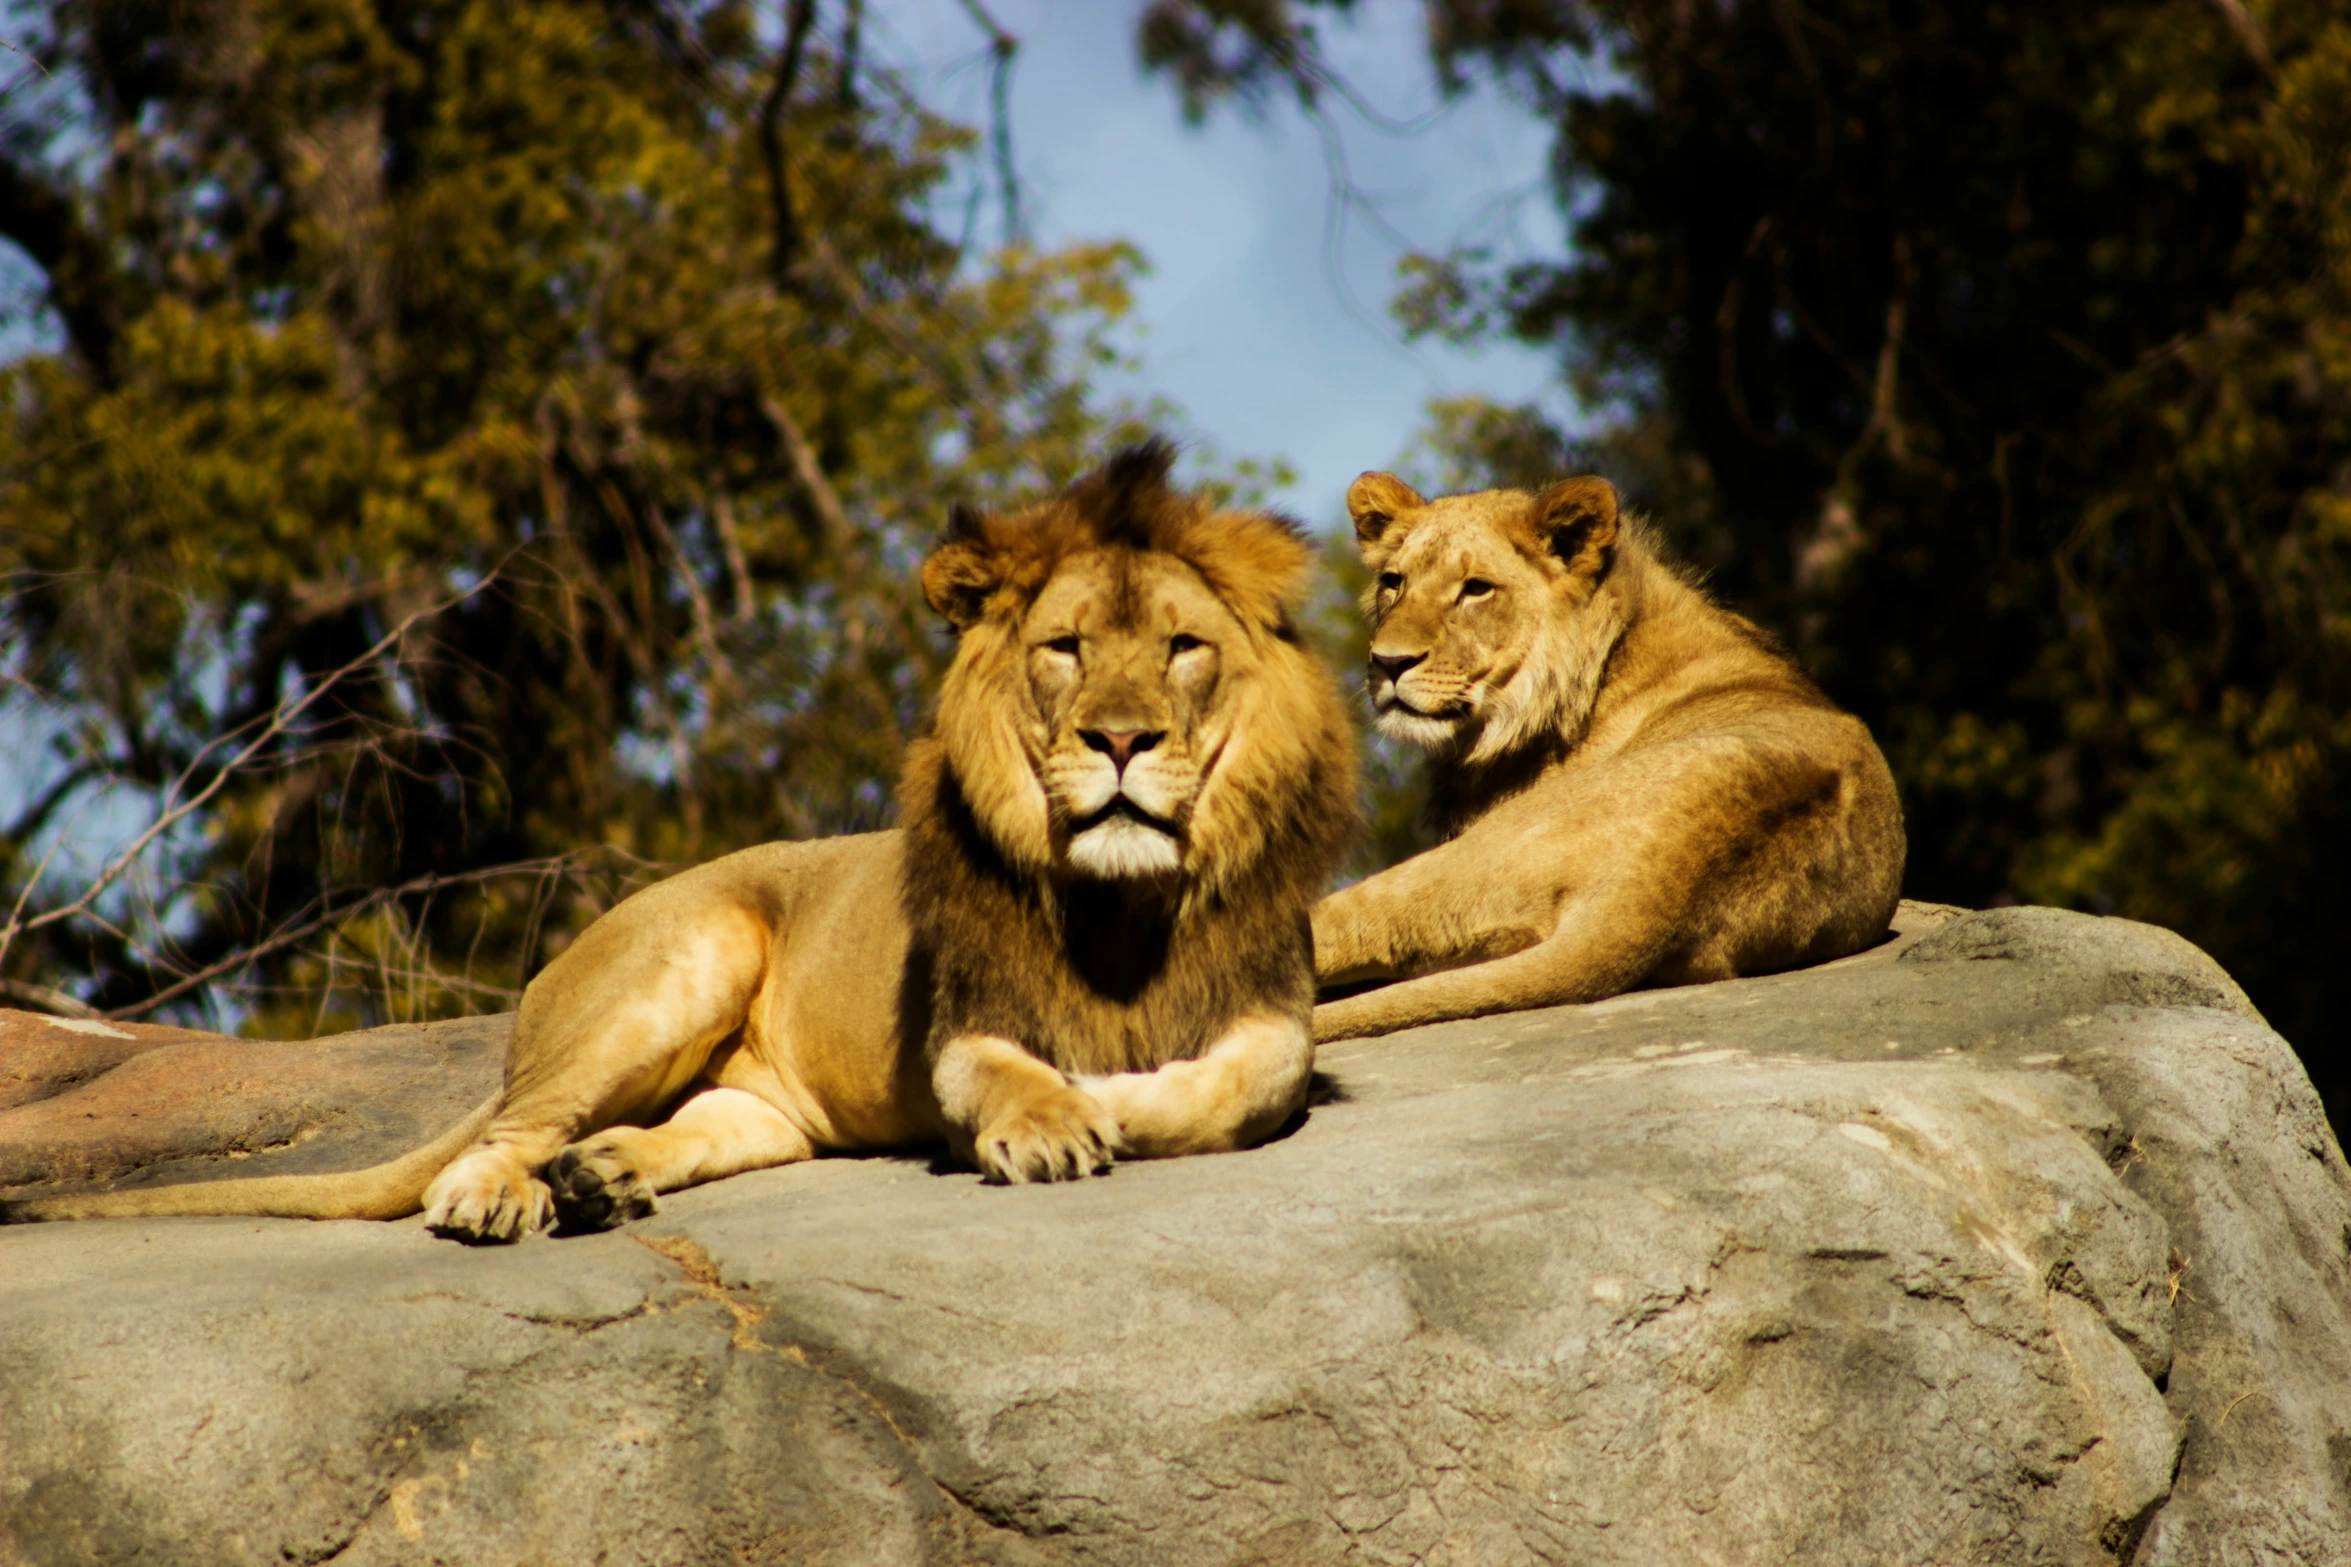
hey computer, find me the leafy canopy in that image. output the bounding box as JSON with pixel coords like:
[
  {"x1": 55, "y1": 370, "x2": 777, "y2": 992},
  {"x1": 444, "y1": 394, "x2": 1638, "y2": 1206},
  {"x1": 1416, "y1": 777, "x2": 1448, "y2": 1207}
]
[
  {"x1": 0, "y1": 0, "x2": 1157, "y2": 1031},
  {"x1": 1146, "y1": 0, "x2": 2351, "y2": 1114}
]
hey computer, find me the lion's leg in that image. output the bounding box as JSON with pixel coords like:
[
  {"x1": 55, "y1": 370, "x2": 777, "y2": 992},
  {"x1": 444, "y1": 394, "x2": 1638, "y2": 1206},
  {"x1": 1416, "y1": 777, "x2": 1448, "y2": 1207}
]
[
  {"x1": 545, "y1": 1087, "x2": 816, "y2": 1231},
  {"x1": 1313, "y1": 912, "x2": 1667, "y2": 1041},
  {"x1": 1313, "y1": 833, "x2": 1562, "y2": 987},
  {"x1": 1078, "y1": 1013, "x2": 1311, "y2": 1158},
  {"x1": 933, "y1": 1035, "x2": 1120, "y2": 1184},
  {"x1": 423, "y1": 905, "x2": 772, "y2": 1242}
]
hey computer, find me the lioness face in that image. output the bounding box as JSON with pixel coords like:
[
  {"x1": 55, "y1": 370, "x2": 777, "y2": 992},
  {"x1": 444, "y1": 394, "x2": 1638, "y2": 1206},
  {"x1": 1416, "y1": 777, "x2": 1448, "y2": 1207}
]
[
  {"x1": 1023, "y1": 552, "x2": 1241, "y2": 880},
  {"x1": 1347, "y1": 471, "x2": 1621, "y2": 762}
]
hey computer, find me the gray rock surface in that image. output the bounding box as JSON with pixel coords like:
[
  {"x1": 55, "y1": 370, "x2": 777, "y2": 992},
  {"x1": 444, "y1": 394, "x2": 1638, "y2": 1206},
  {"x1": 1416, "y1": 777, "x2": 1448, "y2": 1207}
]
[
  {"x1": 0, "y1": 1009, "x2": 503, "y2": 1191},
  {"x1": 2, "y1": 903, "x2": 2347, "y2": 1565}
]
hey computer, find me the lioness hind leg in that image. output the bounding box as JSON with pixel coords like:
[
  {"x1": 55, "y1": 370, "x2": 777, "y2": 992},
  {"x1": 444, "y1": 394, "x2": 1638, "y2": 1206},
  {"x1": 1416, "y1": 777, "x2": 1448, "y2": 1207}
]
[{"x1": 547, "y1": 1087, "x2": 815, "y2": 1232}]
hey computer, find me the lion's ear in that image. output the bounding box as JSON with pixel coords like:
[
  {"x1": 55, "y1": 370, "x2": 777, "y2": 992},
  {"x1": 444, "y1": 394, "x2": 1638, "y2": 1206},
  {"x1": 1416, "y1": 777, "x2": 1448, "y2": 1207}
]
[
  {"x1": 1346, "y1": 472, "x2": 1426, "y2": 553},
  {"x1": 921, "y1": 503, "x2": 1000, "y2": 629},
  {"x1": 1536, "y1": 476, "x2": 1618, "y2": 578}
]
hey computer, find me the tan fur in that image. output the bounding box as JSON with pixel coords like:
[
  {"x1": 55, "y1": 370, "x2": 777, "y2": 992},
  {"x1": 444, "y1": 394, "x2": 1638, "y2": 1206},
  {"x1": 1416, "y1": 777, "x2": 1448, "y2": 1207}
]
[
  {"x1": 1312, "y1": 471, "x2": 1905, "y2": 1041},
  {"x1": 6, "y1": 444, "x2": 1358, "y2": 1240}
]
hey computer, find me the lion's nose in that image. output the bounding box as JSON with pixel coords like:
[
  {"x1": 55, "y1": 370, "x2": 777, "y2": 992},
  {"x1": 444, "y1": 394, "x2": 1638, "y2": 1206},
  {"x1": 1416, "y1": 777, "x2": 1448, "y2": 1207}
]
[
  {"x1": 1368, "y1": 651, "x2": 1425, "y2": 684},
  {"x1": 1082, "y1": 727, "x2": 1162, "y2": 772}
]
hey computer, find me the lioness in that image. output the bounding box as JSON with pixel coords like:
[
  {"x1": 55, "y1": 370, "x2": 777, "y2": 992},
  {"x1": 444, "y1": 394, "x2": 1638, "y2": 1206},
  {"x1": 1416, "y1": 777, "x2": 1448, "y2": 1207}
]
[
  {"x1": 1311, "y1": 471, "x2": 1903, "y2": 1041},
  {"x1": 6, "y1": 443, "x2": 1358, "y2": 1240}
]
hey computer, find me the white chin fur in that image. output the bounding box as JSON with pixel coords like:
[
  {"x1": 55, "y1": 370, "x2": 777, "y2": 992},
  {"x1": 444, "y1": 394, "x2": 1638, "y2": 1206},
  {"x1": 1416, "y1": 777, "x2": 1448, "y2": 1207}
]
[
  {"x1": 1067, "y1": 818, "x2": 1183, "y2": 879},
  {"x1": 1374, "y1": 706, "x2": 1465, "y2": 751}
]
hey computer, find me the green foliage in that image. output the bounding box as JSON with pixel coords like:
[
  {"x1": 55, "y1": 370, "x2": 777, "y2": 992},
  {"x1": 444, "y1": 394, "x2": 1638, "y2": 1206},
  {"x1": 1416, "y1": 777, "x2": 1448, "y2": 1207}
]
[
  {"x1": 1396, "y1": 397, "x2": 1575, "y2": 496},
  {"x1": 1145, "y1": 0, "x2": 2351, "y2": 1109},
  {"x1": 0, "y1": 0, "x2": 1158, "y2": 1031}
]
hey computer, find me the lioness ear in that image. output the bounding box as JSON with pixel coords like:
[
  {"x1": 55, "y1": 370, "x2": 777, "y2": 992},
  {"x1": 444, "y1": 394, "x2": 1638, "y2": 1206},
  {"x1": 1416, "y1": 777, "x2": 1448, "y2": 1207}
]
[
  {"x1": 1346, "y1": 472, "x2": 1426, "y2": 553},
  {"x1": 921, "y1": 503, "x2": 1000, "y2": 629},
  {"x1": 1536, "y1": 476, "x2": 1619, "y2": 578}
]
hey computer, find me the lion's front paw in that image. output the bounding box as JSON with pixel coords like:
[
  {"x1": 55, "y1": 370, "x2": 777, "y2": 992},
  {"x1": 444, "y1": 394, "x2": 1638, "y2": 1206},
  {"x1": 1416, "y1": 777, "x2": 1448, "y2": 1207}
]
[
  {"x1": 422, "y1": 1148, "x2": 554, "y2": 1243},
  {"x1": 547, "y1": 1141, "x2": 658, "y2": 1232},
  {"x1": 974, "y1": 1087, "x2": 1119, "y2": 1185}
]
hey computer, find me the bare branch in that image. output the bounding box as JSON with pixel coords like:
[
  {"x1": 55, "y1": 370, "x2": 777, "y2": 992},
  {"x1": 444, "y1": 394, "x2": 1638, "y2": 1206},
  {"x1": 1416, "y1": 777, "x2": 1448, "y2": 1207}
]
[
  {"x1": 2206, "y1": 0, "x2": 2274, "y2": 72},
  {"x1": 0, "y1": 37, "x2": 50, "y2": 75},
  {"x1": 0, "y1": 976, "x2": 95, "y2": 1018},
  {"x1": 953, "y1": 0, "x2": 1023, "y2": 247},
  {"x1": 708, "y1": 487, "x2": 757, "y2": 624},
  {"x1": 104, "y1": 851, "x2": 655, "y2": 1021},
  {"x1": 802, "y1": 233, "x2": 1006, "y2": 444},
  {"x1": 0, "y1": 576, "x2": 492, "y2": 973},
  {"x1": 644, "y1": 500, "x2": 737, "y2": 693},
  {"x1": 835, "y1": 0, "x2": 863, "y2": 107},
  {"x1": 759, "y1": 393, "x2": 856, "y2": 554},
  {"x1": 0, "y1": 151, "x2": 122, "y2": 377},
  {"x1": 761, "y1": 0, "x2": 820, "y2": 285},
  {"x1": 2, "y1": 759, "x2": 99, "y2": 846}
]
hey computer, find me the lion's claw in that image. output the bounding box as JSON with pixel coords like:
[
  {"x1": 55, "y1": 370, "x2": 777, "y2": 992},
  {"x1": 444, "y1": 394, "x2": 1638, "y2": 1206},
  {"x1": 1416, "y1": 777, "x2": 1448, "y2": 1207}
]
[
  {"x1": 547, "y1": 1143, "x2": 658, "y2": 1231},
  {"x1": 975, "y1": 1087, "x2": 1120, "y2": 1184},
  {"x1": 421, "y1": 1148, "x2": 554, "y2": 1243}
]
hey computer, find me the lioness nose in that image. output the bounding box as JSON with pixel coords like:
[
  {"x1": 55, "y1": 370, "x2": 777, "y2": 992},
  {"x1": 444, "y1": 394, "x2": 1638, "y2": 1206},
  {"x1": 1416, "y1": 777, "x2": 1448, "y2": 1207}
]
[
  {"x1": 1082, "y1": 727, "x2": 1162, "y2": 771},
  {"x1": 1368, "y1": 651, "x2": 1425, "y2": 684}
]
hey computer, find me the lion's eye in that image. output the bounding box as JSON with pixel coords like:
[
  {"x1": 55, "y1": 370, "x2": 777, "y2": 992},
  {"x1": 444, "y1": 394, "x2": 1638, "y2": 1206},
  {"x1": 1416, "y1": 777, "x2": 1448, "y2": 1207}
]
[
  {"x1": 1377, "y1": 572, "x2": 1404, "y2": 593},
  {"x1": 1458, "y1": 578, "x2": 1496, "y2": 601},
  {"x1": 1169, "y1": 633, "x2": 1207, "y2": 655},
  {"x1": 1044, "y1": 635, "x2": 1081, "y2": 656}
]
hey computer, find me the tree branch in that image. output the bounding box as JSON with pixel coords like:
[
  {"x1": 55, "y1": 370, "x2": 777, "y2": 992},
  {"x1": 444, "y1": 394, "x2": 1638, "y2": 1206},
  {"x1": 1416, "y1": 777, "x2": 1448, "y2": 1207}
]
[
  {"x1": 0, "y1": 153, "x2": 121, "y2": 378},
  {"x1": 103, "y1": 853, "x2": 627, "y2": 1021},
  {"x1": 759, "y1": 393, "x2": 856, "y2": 554},
  {"x1": 0, "y1": 977, "x2": 97, "y2": 1019},
  {"x1": 761, "y1": 0, "x2": 819, "y2": 286},
  {"x1": 0, "y1": 579, "x2": 490, "y2": 974},
  {"x1": 836, "y1": 0, "x2": 863, "y2": 108},
  {"x1": 2, "y1": 759, "x2": 99, "y2": 846},
  {"x1": 953, "y1": 0, "x2": 1023, "y2": 247}
]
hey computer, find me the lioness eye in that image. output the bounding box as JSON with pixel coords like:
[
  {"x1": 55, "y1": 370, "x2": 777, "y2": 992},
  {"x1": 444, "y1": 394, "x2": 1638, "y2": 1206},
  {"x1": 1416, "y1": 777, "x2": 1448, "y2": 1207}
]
[
  {"x1": 1459, "y1": 578, "x2": 1496, "y2": 601},
  {"x1": 1377, "y1": 572, "x2": 1403, "y2": 593},
  {"x1": 1169, "y1": 633, "x2": 1206, "y2": 655},
  {"x1": 1045, "y1": 634, "x2": 1081, "y2": 656}
]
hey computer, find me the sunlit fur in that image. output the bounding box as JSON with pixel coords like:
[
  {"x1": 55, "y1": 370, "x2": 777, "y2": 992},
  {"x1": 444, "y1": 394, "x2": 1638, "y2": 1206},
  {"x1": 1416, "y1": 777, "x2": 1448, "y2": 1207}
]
[
  {"x1": 908, "y1": 439, "x2": 1361, "y2": 1077},
  {"x1": 4, "y1": 444, "x2": 1360, "y2": 1236},
  {"x1": 921, "y1": 442, "x2": 1358, "y2": 909},
  {"x1": 1068, "y1": 816, "x2": 1184, "y2": 878},
  {"x1": 1353, "y1": 470, "x2": 1627, "y2": 767},
  {"x1": 1313, "y1": 469, "x2": 1907, "y2": 1043}
]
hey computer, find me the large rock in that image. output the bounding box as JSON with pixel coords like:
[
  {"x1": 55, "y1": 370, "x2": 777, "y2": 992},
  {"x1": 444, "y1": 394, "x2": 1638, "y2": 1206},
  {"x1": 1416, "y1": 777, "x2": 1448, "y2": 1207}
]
[
  {"x1": 2, "y1": 904, "x2": 2347, "y2": 1565},
  {"x1": 0, "y1": 1009, "x2": 503, "y2": 1190}
]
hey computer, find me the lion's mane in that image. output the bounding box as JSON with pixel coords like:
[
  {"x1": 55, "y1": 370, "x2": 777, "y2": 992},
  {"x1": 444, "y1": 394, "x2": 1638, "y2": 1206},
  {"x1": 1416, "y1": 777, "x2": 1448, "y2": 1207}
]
[{"x1": 901, "y1": 442, "x2": 1358, "y2": 1078}]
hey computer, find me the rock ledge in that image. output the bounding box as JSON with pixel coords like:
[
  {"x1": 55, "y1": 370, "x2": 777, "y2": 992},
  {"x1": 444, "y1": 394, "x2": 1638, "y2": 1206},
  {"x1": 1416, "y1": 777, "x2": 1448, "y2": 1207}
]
[{"x1": 3, "y1": 903, "x2": 2347, "y2": 1566}]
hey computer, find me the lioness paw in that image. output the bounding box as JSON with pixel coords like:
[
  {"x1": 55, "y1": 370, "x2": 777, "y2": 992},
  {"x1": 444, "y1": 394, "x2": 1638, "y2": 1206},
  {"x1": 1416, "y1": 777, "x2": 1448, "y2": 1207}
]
[
  {"x1": 422, "y1": 1149, "x2": 553, "y2": 1244},
  {"x1": 975, "y1": 1088, "x2": 1119, "y2": 1185},
  {"x1": 547, "y1": 1142, "x2": 658, "y2": 1232}
]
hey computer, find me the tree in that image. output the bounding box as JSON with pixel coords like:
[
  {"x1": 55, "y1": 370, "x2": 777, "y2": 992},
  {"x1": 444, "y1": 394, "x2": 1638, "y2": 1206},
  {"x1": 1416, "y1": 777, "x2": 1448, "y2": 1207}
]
[
  {"x1": 0, "y1": 0, "x2": 1151, "y2": 1032},
  {"x1": 1144, "y1": 0, "x2": 2351, "y2": 1117}
]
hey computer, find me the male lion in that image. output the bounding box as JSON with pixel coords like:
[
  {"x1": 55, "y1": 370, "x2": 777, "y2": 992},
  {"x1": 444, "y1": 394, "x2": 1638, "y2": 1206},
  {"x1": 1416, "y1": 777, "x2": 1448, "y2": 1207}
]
[
  {"x1": 6, "y1": 443, "x2": 1358, "y2": 1241},
  {"x1": 1311, "y1": 471, "x2": 1904, "y2": 1042}
]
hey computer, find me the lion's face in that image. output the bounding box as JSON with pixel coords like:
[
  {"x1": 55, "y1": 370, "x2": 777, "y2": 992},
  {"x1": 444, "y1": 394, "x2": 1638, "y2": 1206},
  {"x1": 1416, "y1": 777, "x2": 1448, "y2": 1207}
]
[
  {"x1": 1022, "y1": 551, "x2": 1242, "y2": 880},
  {"x1": 1347, "y1": 471, "x2": 1624, "y2": 764},
  {"x1": 919, "y1": 447, "x2": 1355, "y2": 895}
]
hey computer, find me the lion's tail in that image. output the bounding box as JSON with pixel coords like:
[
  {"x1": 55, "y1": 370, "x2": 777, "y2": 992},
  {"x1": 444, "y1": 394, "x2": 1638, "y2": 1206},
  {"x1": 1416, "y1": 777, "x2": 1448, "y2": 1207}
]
[{"x1": 0, "y1": 1094, "x2": 501, "y2": 1224}]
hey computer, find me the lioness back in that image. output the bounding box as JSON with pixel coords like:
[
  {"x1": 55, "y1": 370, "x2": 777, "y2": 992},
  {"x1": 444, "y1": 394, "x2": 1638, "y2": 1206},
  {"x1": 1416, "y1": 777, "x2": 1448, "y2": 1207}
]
[{"x1": 1311, "y1": 471, "x2": 1903, "y2": 1041}]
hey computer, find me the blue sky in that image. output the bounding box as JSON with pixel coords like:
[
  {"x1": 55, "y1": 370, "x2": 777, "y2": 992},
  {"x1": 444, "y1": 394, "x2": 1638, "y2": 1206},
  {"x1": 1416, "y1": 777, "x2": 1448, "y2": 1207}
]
[{"x1": 866, "y1": 0, "x2": 1577, "y2": 528}]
